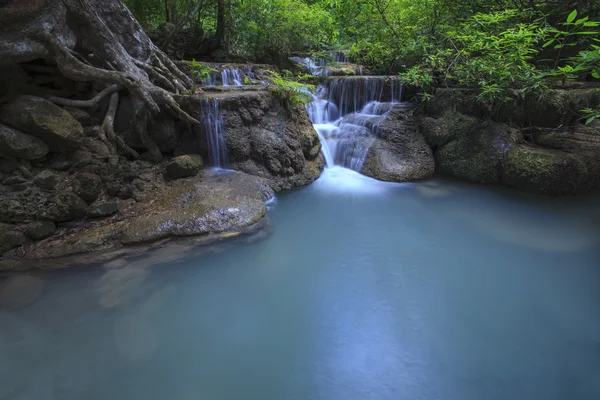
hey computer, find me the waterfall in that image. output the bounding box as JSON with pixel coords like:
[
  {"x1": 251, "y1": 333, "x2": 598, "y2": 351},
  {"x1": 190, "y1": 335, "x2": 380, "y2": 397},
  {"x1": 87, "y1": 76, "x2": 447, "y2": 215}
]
[
  {"x1": 306, "y1": 76, "x2": 403, "y2": 172},
  {"x1": 221, "y1": 67, "x2": 243, "y2": 86},
  {"x1": 201, "y1": 99, "x2": 228, "y2": 168}
]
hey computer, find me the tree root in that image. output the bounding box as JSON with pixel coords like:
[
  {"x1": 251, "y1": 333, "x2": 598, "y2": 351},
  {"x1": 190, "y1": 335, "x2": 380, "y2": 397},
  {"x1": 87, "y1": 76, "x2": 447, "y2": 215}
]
[{"x1": 48, "y1": 84, "x2": 121, "y2": 108}]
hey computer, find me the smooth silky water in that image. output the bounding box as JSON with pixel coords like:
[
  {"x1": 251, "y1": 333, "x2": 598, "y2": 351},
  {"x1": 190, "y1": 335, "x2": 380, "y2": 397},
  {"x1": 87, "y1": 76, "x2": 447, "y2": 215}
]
[{"x1": 1, "y1": 168, "x2": 600, "y2": 400}]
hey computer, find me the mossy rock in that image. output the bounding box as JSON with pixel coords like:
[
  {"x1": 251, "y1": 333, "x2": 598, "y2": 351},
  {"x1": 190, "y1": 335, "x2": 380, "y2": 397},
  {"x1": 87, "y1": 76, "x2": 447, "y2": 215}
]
[
  {"x1": 164, "y1": 154, "x2": 203, "y2": 180},
  {"x1": 0, "y1": 223, "x2": 27, "y2": 254},
  {"x1": 502, "y1": 145, "x2": 589, "y2": 195},
  {"x1": 0, "y1": 95, "x2": 84, "y2": 151}
]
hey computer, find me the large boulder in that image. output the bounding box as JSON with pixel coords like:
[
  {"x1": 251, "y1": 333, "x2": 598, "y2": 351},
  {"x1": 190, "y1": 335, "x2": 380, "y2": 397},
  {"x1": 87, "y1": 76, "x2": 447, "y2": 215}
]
[
  {"x1": 0, "y1": 123, "x2": 49, "y2": 160},
  {"x1": 164, "y1": 154, "x2": 202, "y2": 179},
  {"x1": 502, "y1": 145, "x2": 590, "y2": 195},
  {"x1": 25, "y1": 220, "x2": 56, "y2": 240},
  {"x1": 0, "y1": 95, "x2": 84, "y2": 151},
  {"x1": 362, "y1": 105, "x2": 434, "y2": 182},
  {"x1": 0, "y1": 223, "x2": 27, "y2": 255},
  {"x1": 420, "y1": 112, "x2": 522, "y2": 183}
]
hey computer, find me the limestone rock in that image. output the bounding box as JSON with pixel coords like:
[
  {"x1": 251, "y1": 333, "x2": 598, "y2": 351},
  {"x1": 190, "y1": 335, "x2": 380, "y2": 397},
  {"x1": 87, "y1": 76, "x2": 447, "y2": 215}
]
[
  {"x1": 25, "y1": 220, "x2": 56, "y2": 240},
  {"x1": 72, "y1": 172, "x2": 102, "y2": 203},
  {"x1": 0, "y1": 223, "x2": 27, "y2": 254},
  {"x1": 34, "y1": 169, "x2": 62, "y2": 190},
  {"x1": 164, "y1": 154, "x2": 202, "y2": 179},
  {"x1": 0, "y1": 199, "x2": 27, "y2": 223},
  {"x1": 362, "y1": 105, "x2": 435, "y2": 182},
  {"x1": 88, "y1": 202, "x2": 119, "y2": 218},
  {"x1": 0, "y1": 95, "x2": 84, "y2": 151},
  {"x1": 502, "y1": 145, "x2": 589, "y2": 195},
  {"x1": 0, "y1": 123, "x2": 49, "y2": 160},
  {"x1": 42, "y1": 192, "x2": 88, "y2": 222}
]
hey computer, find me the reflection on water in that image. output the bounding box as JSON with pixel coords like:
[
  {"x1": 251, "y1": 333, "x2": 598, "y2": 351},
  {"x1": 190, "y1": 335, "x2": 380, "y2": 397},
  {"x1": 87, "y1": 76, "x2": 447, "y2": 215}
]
[{"x1": 1, "y1": 175, "x2": 600, "y2": 400}]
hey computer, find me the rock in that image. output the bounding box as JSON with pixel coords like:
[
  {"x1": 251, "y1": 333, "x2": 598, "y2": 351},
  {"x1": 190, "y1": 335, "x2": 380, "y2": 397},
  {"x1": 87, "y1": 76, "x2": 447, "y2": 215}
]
[
  {"x1": 34, "y1": 169, "x2": 62, "y2": 190},
  {"x1": 423, "y1": 112, "x2": 522, "y2": 183},
  {"x1": 0, "y1": 223, "x2": 27, "y2": 254},
  {"x1": 72, "y1": 172, "x2": 102, "y2": 203},
  {"x1": 362, "y1": 105, "x2": 435, "y2": 182},
  {"x1": 42, "y1": 192, "x2": 88, "y2": 222},
  {"x1": 63, "y1": 107, "x2": 93, "y2": 126},
  {"x1": 0, "y1": 123, "x2": 49, "y2": 160},
  {"x1": 0, "y1": 158, "x2": 18, "y2": 173},
  {"x1": 0, "y1": 199, "x2": 27, "y2": 223},
  {"x1": 87, "y1": 139, "x2": 111, "y2": 159},
  {"x1": 17, "y1": 165, "x2": 33, "y2": 179},
  {"x1": 25, "y1": 220, "x2": 56, "y2": 240},
  {"x1": 2, "y1": 171, "x2": 273, "y2": 266},
  {"x1": 1, "y1": 175, "x2": 28, "y2": 191},
  {"x1": 180, "y1": 91, "x2": 323, "y2": 191},
  {"x1": 0, "y1": 95, "x2": 84, "y2": 151},
  {"x1": 164, "y1": 154, "x2": 202, "y2": 179},
  {"x1": 88, "y1": 202, "x2": 119, "y2": 218},
  {"x1": 501, "y1": 145, "x2": 589, "y2": 195}
]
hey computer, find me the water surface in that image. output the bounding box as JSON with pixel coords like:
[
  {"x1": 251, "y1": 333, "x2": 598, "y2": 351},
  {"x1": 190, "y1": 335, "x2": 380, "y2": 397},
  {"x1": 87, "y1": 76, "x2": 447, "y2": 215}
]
[{"x1": 1, "y1": 168, "x2": 600, "y2": 400}]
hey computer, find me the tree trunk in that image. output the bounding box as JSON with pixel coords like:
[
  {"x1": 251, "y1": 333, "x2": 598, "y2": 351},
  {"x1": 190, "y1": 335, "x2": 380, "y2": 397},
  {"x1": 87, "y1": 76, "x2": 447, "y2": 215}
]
[{"x1": 0, "y1": 0, "x2": 201, "y2": 159}]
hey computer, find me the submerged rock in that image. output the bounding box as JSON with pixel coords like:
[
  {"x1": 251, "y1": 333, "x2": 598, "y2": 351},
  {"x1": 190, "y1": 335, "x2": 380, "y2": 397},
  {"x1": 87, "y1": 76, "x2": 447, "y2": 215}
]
[{"x1": 0, "y1": 95, "x2": 84, "y2": 151}]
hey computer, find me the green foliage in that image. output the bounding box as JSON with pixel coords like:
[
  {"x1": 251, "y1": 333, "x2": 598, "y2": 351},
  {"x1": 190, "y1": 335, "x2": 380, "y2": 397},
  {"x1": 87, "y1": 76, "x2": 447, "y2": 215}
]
[
  {"x1": 188, "y1": 59, "x2": 218, "y2": 81},
  {"x1": 263, "y1": 70, "x2": 315, "y2": 105},
  {"x1": 400, "y1": 9, "x2": 547, "y2": 109},
  {"x1": 542, "y1": 10, "x2": 600, "y2": 81},
  {"x1": 580, "y1": 107, "x2": 600, "y2": 125}
]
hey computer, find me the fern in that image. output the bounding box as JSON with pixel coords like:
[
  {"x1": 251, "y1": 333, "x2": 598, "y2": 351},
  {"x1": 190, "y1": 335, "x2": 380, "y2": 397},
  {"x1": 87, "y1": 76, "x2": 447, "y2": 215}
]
[{"x1": 263, "y1": 70, "x2": 315, "y2": 105}]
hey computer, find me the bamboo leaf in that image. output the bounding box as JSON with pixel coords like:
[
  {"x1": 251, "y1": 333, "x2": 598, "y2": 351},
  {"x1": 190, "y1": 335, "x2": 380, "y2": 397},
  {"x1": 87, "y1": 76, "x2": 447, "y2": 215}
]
[{"x1": 567, "y1": 9, "x2": 578, "y2": 24}]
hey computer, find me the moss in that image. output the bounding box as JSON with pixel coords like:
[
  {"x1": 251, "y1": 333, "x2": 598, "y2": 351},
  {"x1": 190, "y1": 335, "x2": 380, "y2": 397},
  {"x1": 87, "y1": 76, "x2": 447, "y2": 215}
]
[{"x1": 502, "y1": 145, "x2": 588, "y2": 195}]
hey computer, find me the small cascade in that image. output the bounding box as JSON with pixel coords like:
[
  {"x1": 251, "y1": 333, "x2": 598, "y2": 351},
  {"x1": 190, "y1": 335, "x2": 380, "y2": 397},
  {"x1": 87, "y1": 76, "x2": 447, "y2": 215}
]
[
  {"x1": 305, "y1": 74, "x2": 404, "y2": 172},
  {"x1": 201, "y1": 98, "x2": 228, "y2": 168},
  {"x1": 221, "y1": 67, "x2": 243, "y2": 86}
]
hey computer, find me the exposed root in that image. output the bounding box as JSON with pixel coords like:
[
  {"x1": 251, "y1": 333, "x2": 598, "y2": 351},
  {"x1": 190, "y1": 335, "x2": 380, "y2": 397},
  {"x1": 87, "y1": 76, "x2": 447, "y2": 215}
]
[
  {"x1": 48, "y1": 84, "x2": 121, "y2": 108},
  {"x1": 133, "y1": 60, "x2": 177, "y2": 93}
]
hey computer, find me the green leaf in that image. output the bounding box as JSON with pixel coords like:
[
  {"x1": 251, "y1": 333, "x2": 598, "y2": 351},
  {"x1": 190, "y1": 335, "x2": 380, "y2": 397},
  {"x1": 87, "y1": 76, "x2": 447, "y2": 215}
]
[
  {"x1": 543, "y1": 39, "x2": 555, "y2": 48},
  {"x1": 593, "y1": 71, "x2": 600, "y2": 79},
  {"x1": 567, "y1": 9, "x2": 578, "y2": 24},
  {"x1": 584, "y1": 21, "x2": 600, "y2": 27},
  {"x1": 585, "y1": 116, "x2": 595, "y2": 125},
  {"x1": 575, "y1": 17, "x2": 589, "y2": 25}
]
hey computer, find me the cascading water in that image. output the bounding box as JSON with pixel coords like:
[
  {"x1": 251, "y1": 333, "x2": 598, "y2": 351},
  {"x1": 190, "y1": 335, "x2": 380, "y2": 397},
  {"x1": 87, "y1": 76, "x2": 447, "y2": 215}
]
[
  {"x1": 201, "y1": 98, "x2": 228, "y2": 168},
  {"x1": 306, "y1": 76, "x2": 403, "y2": 171},
  {"x1": 221, "y1": 67, "x2": 243, "y2": 86}
]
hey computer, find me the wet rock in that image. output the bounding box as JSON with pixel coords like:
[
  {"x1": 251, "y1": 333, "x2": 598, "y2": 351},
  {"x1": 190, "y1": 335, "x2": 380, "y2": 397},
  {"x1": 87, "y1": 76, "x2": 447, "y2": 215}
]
[
  {"x1": 25, "y1": 220, "x2": 56, "y2": 240},
  {"x1": 72, "y1": 172, "x2": 102, "y2": 203},
  {"x1": 0, "y1": 95, "x2": 84, "y2": 151},
  {"x1": 88, "y1": 202, "x2": 119, "y2": 218},
  {"x1": 362, "y1": 105, "x2": 435, "y2": 182},
  {"x1": 42, "y1": 192, "x2": 88, "y2": 222},
  {"x1": 0, "y1": 223, "x2": 27, "y2": 254},
  {"x1": 502, "y1": 145, "x2": 589, "y2": 195},
  {"x1": 34, "y1": 169, "x2": 62, "y2": 190},
  {"x1": 2, "y1": 171, "x2": 273, "y2": 266},
  {"x1": 0, "y1": 199, "x2": 27, "y2": 223},
  {"x1": 0, "y1": 123, "x2": 49, "y2": 160},
  {"x1": 164, "y1": 154, "x2": 202, "y2": 179}
]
